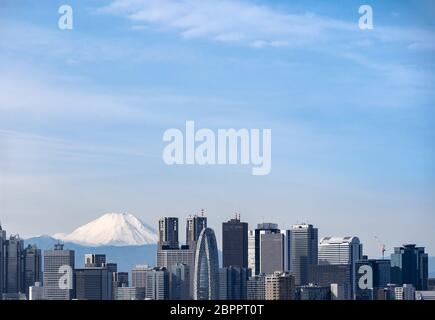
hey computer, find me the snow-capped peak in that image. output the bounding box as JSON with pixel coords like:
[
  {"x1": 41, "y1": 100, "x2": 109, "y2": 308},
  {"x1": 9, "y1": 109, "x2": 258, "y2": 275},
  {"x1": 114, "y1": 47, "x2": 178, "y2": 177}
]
[{"x1": 54, "y1": 213, "x2": 158, "y2": 246}]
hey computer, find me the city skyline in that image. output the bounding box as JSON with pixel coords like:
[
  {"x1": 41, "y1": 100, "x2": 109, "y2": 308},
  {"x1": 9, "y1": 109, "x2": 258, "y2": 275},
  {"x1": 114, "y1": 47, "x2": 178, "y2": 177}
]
[
  {"x1": 1, "y1": 0, "x2": 435, "y2": 267},
  {"x1": 0, "y1": 211, "x2": 433, "y2": 260},
  {"x1": 1, "y1": 213, "x2": 432, "y2": 300}
]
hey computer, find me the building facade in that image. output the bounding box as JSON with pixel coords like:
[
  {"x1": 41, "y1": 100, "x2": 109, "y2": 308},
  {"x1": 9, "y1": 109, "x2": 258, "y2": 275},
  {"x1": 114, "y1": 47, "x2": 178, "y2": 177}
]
[
  {"x1": 219, "y1": 266, "x2": 249, "y2": 300},
  {"x1": 43, "y1": 243, "x2": 75, "y2": 300},
  {"x1": 291, "y1": 224, "x2": 318, "y2": 286},
  {"x1": 222, "y1": 215, "x2": 248, "y2": 268},
  {"x1": 247, "y1": 274, "x2": 266, "y2": 300},
  {"x1": 159, "y1": 217, "x2": 179, "y2": 250},
  {"x1": 391, "y1": 244, "x2": 428, "y2": 290},
  {"x1": 75, "y1": 267, "x2": 112, "y2": 300},
  {"x1": 265, "y1": 271, "x2": 295, "y2": 300},
  {"x1": 193, "y1": 228, "x2": 219, "y2": 300}
]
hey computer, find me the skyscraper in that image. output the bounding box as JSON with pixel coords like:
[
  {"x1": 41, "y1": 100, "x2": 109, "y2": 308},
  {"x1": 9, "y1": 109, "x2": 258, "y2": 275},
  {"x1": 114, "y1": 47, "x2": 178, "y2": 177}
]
[
  {"x1": 391, "y1": 244, "x2": 428, "y2": 290},
  {"x1": 219, "y1": 266, "x2": 249, "y2": 300},
  {"x1": 355, "y1": 259, "x2": 391, "y2": 300},
  {"x1": 0, "y1": 223, "x2": 6, "y2": 296},
  {"x1": 259, "y1": 231, "x2": 285, "y2": 275},
  {"x1": 4, "y1": 234, "x2": 24, "y2": 295},
  {"x1": 145, "y1": 267, "x2": 169, "y2": 300},
  {"x1": 159, "y1": 217, "x2": 179, "y2": 250},
  {"x1": 193, "y1": 228, "x2": 219, "y2": 300},
  {"x1": 291, "y1": 223, "x2": 318, "y2": 286},
  {"x1": 75, "y1": 267, "x2": 112, "y2": 300},
  {"x1": 23, "y1": 244, "x2": 42, "y2": 297},
  {"x1": 186, "y1": 214, "x2": 207, "y2": 249},
  {"x1": 132, "y1": 264, "x2": 152, "y2": 289},
  {"x1": 222, "y1": 215, "x2": 248, "y2": 268},
  {"x1": 169, "y1": 263, "x2": 190, "y2": 300},
  {"x1": 247, "y1": 274, "x2": 266, "y2": 300},
  {"x1": 318, "y1": 237, "x2": 363, "y2": 266},
  {"x1": 43, "y1": 243, "x2": 75, "y2": 300},
  {"x1": 249, "y1": 223, "x2": 280, "y2": 275},
  {"x1": 318, "y1": 236, "x2": 363, "y2": 297},
  {"x1": 157, "y1": 216, "x2": 197, "y2": 299}
]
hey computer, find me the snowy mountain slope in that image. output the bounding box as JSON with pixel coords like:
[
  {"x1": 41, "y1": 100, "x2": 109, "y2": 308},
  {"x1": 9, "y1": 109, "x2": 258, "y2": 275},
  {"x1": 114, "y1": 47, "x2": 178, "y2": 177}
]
[{"x1": 53, "y1": 213, "x2": 158, "y2": 246}]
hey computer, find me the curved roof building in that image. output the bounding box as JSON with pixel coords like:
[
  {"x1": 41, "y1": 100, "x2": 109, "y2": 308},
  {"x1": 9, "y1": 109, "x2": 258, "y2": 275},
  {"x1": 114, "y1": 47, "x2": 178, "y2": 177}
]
[{"x1": 193, "y1": 228, "x2": 219, "y2": 300}]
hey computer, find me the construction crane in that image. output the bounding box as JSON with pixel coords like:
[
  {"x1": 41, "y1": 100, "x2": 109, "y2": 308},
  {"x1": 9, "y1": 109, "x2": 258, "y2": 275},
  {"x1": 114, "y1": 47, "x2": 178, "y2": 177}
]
[{"x1": 375, "y1": 236, "x2": 386, "y2": 259}]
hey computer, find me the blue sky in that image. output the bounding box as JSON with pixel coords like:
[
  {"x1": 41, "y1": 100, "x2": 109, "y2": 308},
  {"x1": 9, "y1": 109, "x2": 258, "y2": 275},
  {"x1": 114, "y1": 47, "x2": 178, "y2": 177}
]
[{"x1": 0, "y1": 0, "x2": 434, "y2": 257}]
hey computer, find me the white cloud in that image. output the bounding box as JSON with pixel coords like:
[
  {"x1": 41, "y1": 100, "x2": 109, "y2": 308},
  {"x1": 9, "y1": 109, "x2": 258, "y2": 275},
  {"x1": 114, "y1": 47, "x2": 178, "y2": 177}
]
[
  {"x1": 100, "y1": 0, "x2": 435, "y2": 50},
  {"x1": 99, "y1": 0, "x2": 356, "y2": 48}
]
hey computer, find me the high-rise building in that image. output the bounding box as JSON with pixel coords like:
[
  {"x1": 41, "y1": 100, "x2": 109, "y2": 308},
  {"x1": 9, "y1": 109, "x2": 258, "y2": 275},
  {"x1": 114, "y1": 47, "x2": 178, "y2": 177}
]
[
  {"x1": 291, "y1": 223, "x2": 318, "y2": 286},
  {"x1": 4, "y1": 234, "x2": 24, "y2": 295},
  {"x1": 145, "y1": 267, "x2": 169, "y2": 300},
  {"x1": 391, "y1": 244, "x2": 428, "y2": 290},
  {"x1": 318, "y1": 236, "x2": 363, "y2": 296},
  {"x1": 75, "y1": 267, "x2": 112, "y2": 300},
  {"x1": 168, "y1": 263, "x2": 190, "y2": 300},
  {"x1": 193, "y1": 228, "x2": 219, "y2": 300},
  {"x1": 159, "y1": 217, "x2": 179, "y2": 250},
  {"x1": 23, "y1": 244, "x2": 42, "y2": 297},
  {"x1": 247, "y1": 274, "x2": 266, "y2": 300},
  {"x1": 309, "y1": 264, "x2": 352, "y2": 300},
  {"x1": 43, "y1": 243, "x2": 75, "y2": 300},
  {"x1": 259, "y1": 231, "x2": 284, "y2": 275},
  {"x1": 318, "y1": 237, "x2": 363, "y2": 265},
  {"x1": 186, "y1": 214, "x2": 207, "y2": 249},
  {"x1": 222, "y1": 215, "x2": 248, "y2": 268},
  {"x1": 265, "y1": 271, "x2": 295, "y2": 300},
  {"x1": 219, "y1": 266, "x2": 249, "y2": 300},
  {"x1": 354, "y1": 259, "x2": 391, "y2": 300},
  {"x1": 0, "y1": 224, "x2": 7, "y2": 296},
  {"x1": 248, "y1": 230, "x2": 256, "y2": 275},
  {"x1": 249, "y1": 223, "x2": 280, "y2": 276},
  {"x1": 157, "y1": 216, "x2": 196, "y2": 298},
  {"x1": 84, "y1": 254, "x2": 106, "y2": 267},
  {"x1": 132, "y1": 265, "x2": 152, "y2": 289}
]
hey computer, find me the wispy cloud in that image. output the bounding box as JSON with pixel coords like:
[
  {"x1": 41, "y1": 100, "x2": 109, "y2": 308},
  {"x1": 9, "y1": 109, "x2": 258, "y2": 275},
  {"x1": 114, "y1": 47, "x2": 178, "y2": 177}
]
[
  {"x1": 99, "y1": 0, "x2": 355, "y2": 48},
  {"x1": 99, "y1": 0, "x2": 435, "y2": 49}
]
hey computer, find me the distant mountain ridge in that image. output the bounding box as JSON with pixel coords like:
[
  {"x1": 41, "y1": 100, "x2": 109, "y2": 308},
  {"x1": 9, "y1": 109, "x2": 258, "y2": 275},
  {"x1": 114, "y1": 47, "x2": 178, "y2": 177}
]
[
  {"x1": 53, "y1": 212, "x2": 158, "y2": 246},
  {"x1": 25, "y1": 235, "x2": 156, "y2": 272}
]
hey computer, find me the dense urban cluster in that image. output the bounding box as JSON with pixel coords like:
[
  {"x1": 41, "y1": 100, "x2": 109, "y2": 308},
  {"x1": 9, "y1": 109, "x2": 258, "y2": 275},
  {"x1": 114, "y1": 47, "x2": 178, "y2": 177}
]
[{"x1": 0, "y1": 215, "x2": 434, "y2": 301}]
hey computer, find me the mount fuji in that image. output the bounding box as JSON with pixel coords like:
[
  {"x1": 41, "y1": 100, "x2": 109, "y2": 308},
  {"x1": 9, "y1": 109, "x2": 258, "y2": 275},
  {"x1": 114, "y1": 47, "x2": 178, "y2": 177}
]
[
  {"x1": 53, "y1": 212, "x2": 158, "y2": 246},
  {"x1": 25, "y1": 213, "x2": 158, "y2": 272}
]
